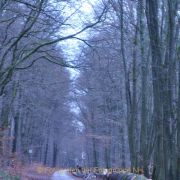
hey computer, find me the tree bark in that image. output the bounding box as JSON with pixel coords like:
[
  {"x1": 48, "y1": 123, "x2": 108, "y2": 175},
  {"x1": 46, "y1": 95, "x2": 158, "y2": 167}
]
[
  {"x1": 146, "y1": 0, "x2": 165, "y2": 179},
  {"x1": 139, "y1": 0, "x2": 149, "y2": 178}
]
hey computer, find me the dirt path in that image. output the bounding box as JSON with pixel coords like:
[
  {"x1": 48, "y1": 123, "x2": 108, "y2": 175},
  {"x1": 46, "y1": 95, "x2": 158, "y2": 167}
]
[{"x1": 51, "y1": 172, "x2": 82, "y2": 180}]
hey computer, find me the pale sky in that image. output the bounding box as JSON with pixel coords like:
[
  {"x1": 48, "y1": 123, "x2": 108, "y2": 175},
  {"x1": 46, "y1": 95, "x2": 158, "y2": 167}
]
[
  {"x1": 56, "y1": 0, "x2": 101, "y2": 78},
  {"x1": 55, "y1": 0, "x2": 101, "y2": 126}
]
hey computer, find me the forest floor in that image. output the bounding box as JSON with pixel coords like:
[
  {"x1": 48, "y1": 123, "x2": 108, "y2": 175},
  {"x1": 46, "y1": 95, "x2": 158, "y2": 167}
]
[
  {"x1": 4, "y1": 162, "x2": 93, "y2": 180},
  {"x1": 3, "y1": 162, "x2": 53, "y2": 180},
  {"x1": 24, "y1": 173, "x2": 52, "y2": 180}
]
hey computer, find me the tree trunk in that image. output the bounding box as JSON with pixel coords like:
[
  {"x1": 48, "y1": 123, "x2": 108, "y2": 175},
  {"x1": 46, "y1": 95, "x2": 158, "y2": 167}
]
[
  {"x1": 139, "y1": 0, "x2": 149, "y2": 178},
  {"x1": 53, "y1": 141, "x2": 58, "y2": 167},
  {"x1": 146, "y1": 0, "x2": 165, "y2": 179},
  {"x1": 119, "y1": 0, "x2": 135, "y2": 172},
  {"x1": 44, "y1": 136, "x2": 49, "y2": 166}
]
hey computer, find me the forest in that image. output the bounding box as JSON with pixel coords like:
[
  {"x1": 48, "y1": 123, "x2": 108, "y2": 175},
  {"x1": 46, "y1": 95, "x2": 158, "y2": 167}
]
[{"x1": 0, "y1": 0, "x2": 180, "y2": 180}]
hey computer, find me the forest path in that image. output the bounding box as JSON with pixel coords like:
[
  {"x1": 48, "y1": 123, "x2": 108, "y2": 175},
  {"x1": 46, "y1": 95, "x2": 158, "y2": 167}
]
[{"x1": 51, "y1": 171, "x2": 81, "y2": 180}]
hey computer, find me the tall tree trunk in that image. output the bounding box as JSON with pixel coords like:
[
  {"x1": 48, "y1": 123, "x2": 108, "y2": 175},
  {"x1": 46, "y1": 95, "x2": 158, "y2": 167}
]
[
  {"x1": 132, "y1": 2, "x2": 139, "y2": 171},
  {"x1": 140, "y1": 0, "x2": 149, "y2": 178},
  {"x1": 119, "y1": 0, "x2": 135, "y2": 172},
  {"x1": 161, "y1": 1, "x2": 178, "y2": 179},
  {"x1": 177, "y1": 44, "x2": 180, "y2": 180},
  {"x1": 146, "y1": 0, "x2": 165, "y2": 179}
]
